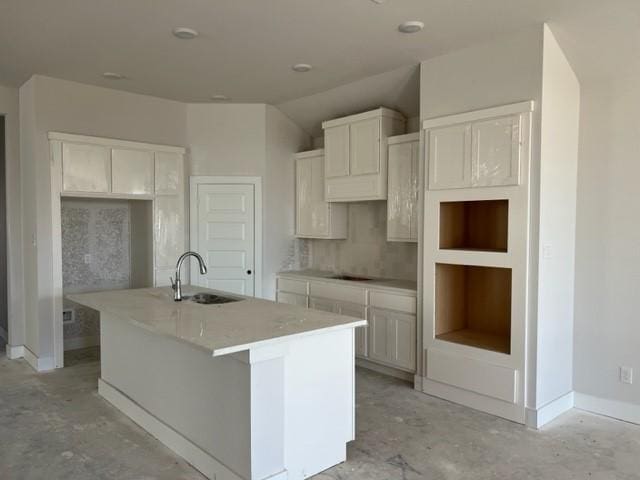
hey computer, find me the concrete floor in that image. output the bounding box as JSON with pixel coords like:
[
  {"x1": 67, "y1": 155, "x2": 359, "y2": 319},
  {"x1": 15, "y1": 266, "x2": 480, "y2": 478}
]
[{"x1": 1, "y1": 343, "x2": 639, "y2": 480}]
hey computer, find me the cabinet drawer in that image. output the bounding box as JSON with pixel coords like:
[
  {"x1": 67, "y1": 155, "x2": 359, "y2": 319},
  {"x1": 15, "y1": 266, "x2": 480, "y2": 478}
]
[
  {"x1": 427, "y1": 349, "x2": 517, "y2": 403},
  {"x1": 309, "y1": 281, "x2": 366, "y2": 305},
  {"x1": 276, "y1": 292, "x2": 308, "y2": 307},
  {"x1": 277, "y1": 277, "x2": 308, "y2": 295},
  {"x1": 369, "y1": 290, "x2": 416, "y2": 314}
]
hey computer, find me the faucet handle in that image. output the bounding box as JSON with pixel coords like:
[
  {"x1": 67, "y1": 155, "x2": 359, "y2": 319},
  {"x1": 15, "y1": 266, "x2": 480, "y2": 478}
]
[{"x1": 169, "y1": 276, "x2": 176, "y2": 290}]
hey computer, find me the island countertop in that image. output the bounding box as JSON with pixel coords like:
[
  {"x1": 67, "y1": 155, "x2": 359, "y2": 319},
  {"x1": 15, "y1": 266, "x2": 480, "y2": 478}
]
[{"x1": 67, "y1": 287, "x2": 367, "y2": 357}]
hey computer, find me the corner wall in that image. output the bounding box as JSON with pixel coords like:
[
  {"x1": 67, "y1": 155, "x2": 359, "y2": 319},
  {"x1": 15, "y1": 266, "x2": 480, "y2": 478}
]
[
  {"x1": 0, "y1": 83, "x2": 24, "y2": 354},
  {"x1": 573, "y1": 75, "x2": 640, "y2": 422}
]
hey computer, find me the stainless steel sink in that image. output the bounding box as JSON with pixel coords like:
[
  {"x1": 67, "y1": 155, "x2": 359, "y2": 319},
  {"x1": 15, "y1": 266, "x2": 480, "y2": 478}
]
[
  {"x1": 330, "y1": 275, "x2": 372, "y2": 282},
  {"x1": 183, "y1": 293, "x2": 243, "y2": 305}
]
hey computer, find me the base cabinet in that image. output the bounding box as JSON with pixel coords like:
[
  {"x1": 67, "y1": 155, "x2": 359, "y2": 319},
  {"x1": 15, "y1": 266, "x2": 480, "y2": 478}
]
[
  {"x1": 277, "y1": 275, "x2": 416, "y2": 374},
  {"x1": 368, "y1": 307, "x2": 416, "y2": 372}
]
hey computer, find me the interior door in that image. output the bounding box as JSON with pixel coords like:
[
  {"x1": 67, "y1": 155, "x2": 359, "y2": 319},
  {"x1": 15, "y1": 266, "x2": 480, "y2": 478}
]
[{"x1": 194, "y1": 183, "x2": 255, "y2": 295}]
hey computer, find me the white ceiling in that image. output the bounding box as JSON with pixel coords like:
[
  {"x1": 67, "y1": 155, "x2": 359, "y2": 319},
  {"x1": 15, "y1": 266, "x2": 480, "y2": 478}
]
[{"x1": 0, "y1": 0, "x2": 638, "y2": 104}]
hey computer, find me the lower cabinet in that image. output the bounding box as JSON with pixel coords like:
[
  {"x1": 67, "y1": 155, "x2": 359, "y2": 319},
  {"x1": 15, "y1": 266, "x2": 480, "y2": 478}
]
[
  {"x1": 276, "y1": 291, "x2": 308, "y2": 307},
  {"x1": 277, "y1": 276, "x2": 416, "y2": 374},
  {"x1": 368, "y1": 307, "x2": 416, "y2": 372}
]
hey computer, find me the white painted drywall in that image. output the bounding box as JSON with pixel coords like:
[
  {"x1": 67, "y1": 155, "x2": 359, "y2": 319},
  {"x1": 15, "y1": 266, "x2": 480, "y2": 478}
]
[
  {"x1": 0, "y1": 83, "x2": 24, "y2": 350},
  {"x1": 186, "y1": 103, "x2": 267, "y2": 177},
  {"x1": 277, "y1": 64, "x2": 419, "y2": 138},
  {"x1": 573, "y1": 75, "x2": 640, "y2": 409},
  {"x1": 536, "y1": 25, "x2": 580, "y2": 409},
  {"x1": 264, "y1": 105, "x2": 310, "y2": 299},
  {"x1": 19, "y1": 75, "x2": 187, "y2": 360}
]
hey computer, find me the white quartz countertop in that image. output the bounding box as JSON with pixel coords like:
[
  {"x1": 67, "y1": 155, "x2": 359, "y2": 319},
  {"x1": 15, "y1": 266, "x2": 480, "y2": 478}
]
[
  {"x1": 278, "y1": 269, "x2": 417, "y2": 294},
  {"x1": 67, "y1": 287, "x2": 366, "y2": 357}
]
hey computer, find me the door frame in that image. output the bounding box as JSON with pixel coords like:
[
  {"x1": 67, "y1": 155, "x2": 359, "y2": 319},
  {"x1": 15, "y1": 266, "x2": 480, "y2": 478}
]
[{"x1": 189, "y1": 176, "x2": 263, "y2": 298}]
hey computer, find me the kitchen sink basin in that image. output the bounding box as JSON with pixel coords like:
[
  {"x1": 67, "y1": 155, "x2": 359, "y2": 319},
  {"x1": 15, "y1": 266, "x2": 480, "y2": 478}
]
[
  {"x1": 184, "y1": 293, "x2": 243, "y2": 305},
  {"x1": 330, "y1": 275, "x2": 372, "y2": 282}
]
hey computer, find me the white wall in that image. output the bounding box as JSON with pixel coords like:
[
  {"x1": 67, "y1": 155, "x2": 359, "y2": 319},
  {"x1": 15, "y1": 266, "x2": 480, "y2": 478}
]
[
  {"x1": 264, "y1": 105, "x2": 310, "y2": 298},
  {"x1": 277, "y1": 64, "x2": 419, "y2": 138},
  {"x1": 0, "y1": 83, "x2": 24, "y2": 350},
  {"x1": 573, "y1": 75, "x2": 640, "y2": 411},
  {"x1": 19, "y1": 75, "x2": 187, "y2": 361},
  {"x1": 535, "y1": 26, "x2": 580, "y2": 409}
]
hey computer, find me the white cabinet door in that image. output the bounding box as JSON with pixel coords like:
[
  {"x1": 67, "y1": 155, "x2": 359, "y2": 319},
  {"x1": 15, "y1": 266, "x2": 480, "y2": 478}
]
[
  {"x1": 387, "y1": 139, "x2": 418, "y2": 242},
  {"x1": 111, "y1": 148, "x2": 154, "y2": 195},
  {"x1": 409, "y1": 141, "x2": 420, "y2": 241},
  {"x1": 336, "y1": 301, "x2": 367, "y2": 358},
  {"x1": 154, "y1": 195, "x2": 184, "y2": 269},
  {"x1": 155, "y1": 152, "x2": 182, "y2": 194},
  {"x1": 428, "y1": 124, "x2": 472, "y2": 190},
  {"x1": 277, "y1": 292, "x2": 308, "y2": 307},
  {"x1": 324, "y1": 125, "x2": 350, "y2": 178},
  {"x1": 62, "y1": 142, "x2": 111, "y2": 193},
  {"x1": 350, "y1": 118, "x2": 380, "y2": 176},
  {"x1": 471, "y1": 115, "x2": 521, "y2": 187},
  {"x1": 368, "y1": 307, "x2": 416, "y2": 372},
  {"x1": 296, "y1": 155, "x2": 329, "y2": 237},
  {"x1": 309, "y1": 297, "x2": 338, "y2": 313}
]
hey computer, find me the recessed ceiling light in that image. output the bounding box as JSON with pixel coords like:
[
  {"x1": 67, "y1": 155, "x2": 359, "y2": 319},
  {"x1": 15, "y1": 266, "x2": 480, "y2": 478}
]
[
  {"x1": 102, "y1": 72, "x2": 124, "y2": 80},
  {"x1": 172, "y1": 27, "x2": 199, "y2": 39},
  {"x1": 398, "y1": 21, "x2": 424, "y2": 34},
  {"x1": 292, "y1": 63, "x2": 312, "y2": 73},
  {"x1": 211, "y1": 94, "x2": 230, "y2": 101},
  {"x1": 370, "y1": 0, "x2": 385, "y2": 3}
]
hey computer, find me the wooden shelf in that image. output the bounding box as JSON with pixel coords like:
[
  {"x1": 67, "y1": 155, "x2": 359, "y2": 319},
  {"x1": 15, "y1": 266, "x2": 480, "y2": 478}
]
[
  {"x1": 440, "y1": 200, "x2": 508, "y2": 252},
  {"x1": 435, "y1": 263, "x2": 512, "y2": 355},
  {"x1": 437, "y1": 328, "x2": 510, "y2": 354}
]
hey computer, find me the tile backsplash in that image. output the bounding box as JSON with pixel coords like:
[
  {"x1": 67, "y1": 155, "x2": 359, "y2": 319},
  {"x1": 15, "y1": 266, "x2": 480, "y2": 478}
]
[
  {"x1": 307, "y1": 202, "x2": 418, "y2": 281},
  {"x1": 61, "y1": 198, "x2": 132, "y2": 343}
]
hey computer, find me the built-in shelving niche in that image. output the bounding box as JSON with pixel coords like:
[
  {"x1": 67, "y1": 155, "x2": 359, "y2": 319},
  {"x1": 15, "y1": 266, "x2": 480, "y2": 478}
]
[
  {"x1": 435, "y1": 263, "x2": 512, "y2": 354},
  {"x1": 439, "y1": 200, "x2": 508, "y2": 252}
]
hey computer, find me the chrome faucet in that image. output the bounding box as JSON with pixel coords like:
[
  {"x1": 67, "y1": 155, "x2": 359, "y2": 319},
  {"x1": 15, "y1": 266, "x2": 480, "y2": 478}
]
[{"x1": 170, "y1": 251, "x2": 208, "y2": 301}]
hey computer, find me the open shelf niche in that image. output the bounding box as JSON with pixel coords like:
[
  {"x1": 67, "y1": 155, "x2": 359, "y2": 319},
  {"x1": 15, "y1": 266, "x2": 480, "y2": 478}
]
[
  {"x1": 439, "y1": 200, "x2": 508, "y2": 252},
  {"x1": 435, "y1": 263, "x2": 512, "y2": 354}
]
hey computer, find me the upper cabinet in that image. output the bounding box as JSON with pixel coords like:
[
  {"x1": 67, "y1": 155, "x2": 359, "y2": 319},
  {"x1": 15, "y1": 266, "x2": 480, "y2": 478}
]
[
  {"x1": 111, "y1": 148, "x2": 154, "y2": 195},
  {"x1": 154, "y1": 152, "x2": 182, "y2": 195},
  {"x1": 424, "y1": 103, "x2": 529, "y2": 190},
  {"x1": 62, "y1": 142, "x2": 111, "y2": 193},
  {"x1": 295, "y1": 150, "x2": 347, "y2": 239},
  {"x1": 387, "y1": 133, "x2": 419, "y2": 242},
  {"x1": 322, "y1": 108, "x2": 405, "y2": 202}
]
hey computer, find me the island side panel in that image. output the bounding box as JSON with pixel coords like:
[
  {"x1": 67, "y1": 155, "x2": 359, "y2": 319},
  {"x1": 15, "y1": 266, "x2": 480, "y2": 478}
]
[
  {"x1": 99, "y1": 314, "x2": 252, "y2": 480},
  {"x1": 282, "y1": 328, "x2": 355, "y2": 479}
]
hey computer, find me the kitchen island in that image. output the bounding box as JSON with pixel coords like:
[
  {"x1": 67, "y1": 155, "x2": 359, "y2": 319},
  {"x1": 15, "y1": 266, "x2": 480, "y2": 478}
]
[{"x1": 68, "y1": 287, "x2": 367, "y2": 480}]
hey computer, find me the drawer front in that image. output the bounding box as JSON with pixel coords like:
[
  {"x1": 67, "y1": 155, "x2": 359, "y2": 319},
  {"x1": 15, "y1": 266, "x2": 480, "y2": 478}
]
[
  {"x1": 276, "y1": 292, "x2": 308, "y2": 307},
  {"x1": 309, "y1": 281, "x2": 366, "y2": 305},
  {"x1": 427, "y1": 349, "x2": 517, "y2": 403},
  {"x1": 369, "y1": 290, "x2": 416, "y2": 314},
  {"x1": 308, "y1": 297, "x2": 338, "y2": 313},
  {"x1": 277, "y1": 277, "x2": 308, "y2": 295}
]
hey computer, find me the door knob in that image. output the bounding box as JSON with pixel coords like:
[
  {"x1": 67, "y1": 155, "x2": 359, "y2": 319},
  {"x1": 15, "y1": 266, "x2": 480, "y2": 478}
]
[{"x1": 247, "y1": 270, "x2": 252, "y2": 275}]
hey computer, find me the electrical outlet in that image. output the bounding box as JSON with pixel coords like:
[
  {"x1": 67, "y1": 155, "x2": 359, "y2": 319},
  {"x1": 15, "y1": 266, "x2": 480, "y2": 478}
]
[
  {"x1": 84, "y1": 254, "x2": 92, "y2": 264},
  {"x1": 620, "y1": 366, "x2": 633, "y2": 384}
]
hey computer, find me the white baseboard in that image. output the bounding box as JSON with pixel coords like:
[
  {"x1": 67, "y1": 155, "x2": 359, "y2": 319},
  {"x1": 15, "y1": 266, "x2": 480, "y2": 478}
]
[
  {"x1": 98, "y1": 379, "x2": 245, "y2": 480},
  {"x1": 0, "y1": 325, "x2": 7, "y2": 341},
  {"x1": 6, "y1": 344, "x2": 24, "y2": 359},
  {"x1": 64, "y1": 336, "x2": 100, "y2": 351},
  {"x1": 575, "y1": 392, "x2": 640, "y2": 426},
  {"x1": 525, "y1": 391, "x2": 575, "y2": 429},
  {"x1": 356, "y1": 357, "x2": 414, "y2": 383},
  {"x1": 23, "y1": 346, "x2": 55, "y2": 372}
]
